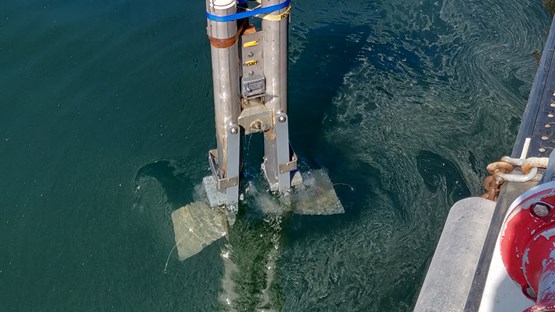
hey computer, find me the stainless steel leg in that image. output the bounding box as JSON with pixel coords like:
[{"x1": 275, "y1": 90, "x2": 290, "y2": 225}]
[
  {"x1": 261, "y1": 0, "x2": 295, "y2": 192},
  {"x1": 205, "y1": 0, "x2": 241, "y2": 209}
]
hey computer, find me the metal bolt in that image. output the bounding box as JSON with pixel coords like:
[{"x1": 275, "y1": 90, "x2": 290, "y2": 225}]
[
  {"x1": 524, "y1": 286, "x2": 537, "y2": 299},
  {"x1": 248, "y1": 52, "x2": 254, "y2": 57},
  {"x1": 248, "y1": 70, "x2": 254, "y2": 76},
  {"x1": 531, "y1": 202, "x2": 551, "y2": 218},
  {"x1": 278, "y1": 115, "x2": 287, "y2": 123},
  {"x1": 230, "y1": 127, "x2": 239, "y2": 134},
  {"x1": 251, "y1": 121, "x2": 262, "y2": 130}
]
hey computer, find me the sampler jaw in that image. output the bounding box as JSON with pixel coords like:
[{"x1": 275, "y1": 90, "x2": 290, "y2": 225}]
[{"x1": 172, "y1": 169, "x2": 344, "y2": 261}]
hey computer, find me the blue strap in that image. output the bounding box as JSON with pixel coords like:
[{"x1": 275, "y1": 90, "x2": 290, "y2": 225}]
[{"x1": 206, "y1": 0, "x2": 291, "y2": 22}]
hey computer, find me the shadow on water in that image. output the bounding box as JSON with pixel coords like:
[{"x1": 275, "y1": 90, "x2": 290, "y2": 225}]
[
  {"x1": 289, "y1": 24, "x2": 367, "y2": 164},
  {"x1": 287, "y1": 24, "x2": 387, "y2": 220},
  {"x1": 135, "y1": 159, "x2": 196, "y2": 208}
]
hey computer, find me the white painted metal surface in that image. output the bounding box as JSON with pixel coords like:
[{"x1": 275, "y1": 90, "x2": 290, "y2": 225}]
[
  {"x1": 478, "y1": 188, "x2": 538, "y2": 312},
  {"x1": 478, "y1": 240, "x2": 533, "y2": 312}
]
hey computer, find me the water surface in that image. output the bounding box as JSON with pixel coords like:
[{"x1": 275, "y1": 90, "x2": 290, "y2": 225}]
[{"x1": 0, "y1": 0, "x2": 550, "y2": 310}]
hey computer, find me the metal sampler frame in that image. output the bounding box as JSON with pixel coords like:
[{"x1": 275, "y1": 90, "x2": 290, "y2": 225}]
[
  {"x1": 204, "y1": 0, "x2": 300, "y2": 213},
  {"x1": 169, "y1": 0, "x2": 343, "y2": 262}
]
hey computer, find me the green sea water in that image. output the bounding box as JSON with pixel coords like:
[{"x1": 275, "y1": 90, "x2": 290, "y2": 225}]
[{"x1": 0, "y1": 0, "x2": 551, "y2": 311}]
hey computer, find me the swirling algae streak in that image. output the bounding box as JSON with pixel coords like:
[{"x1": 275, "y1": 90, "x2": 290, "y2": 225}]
[{"x1": 280, "y1": 0, "x2": 548, "y2": 311}]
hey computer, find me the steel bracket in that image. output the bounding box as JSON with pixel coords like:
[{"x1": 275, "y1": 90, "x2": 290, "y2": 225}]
[
  {"x1": 208, "y1": 150, "x2": 239, "y2": 191},
  {"x1": 279, "y1": 149, "x2": 298, "y2": 174},
  {"x1": 205, "y1": 123, "x2": 240, "y2": 209},
  {"x1": 238, "y1": 102, "x2": 273, "y2": 134},
  {"x1": 239, "y1": 30, "x2": 265, "y2": 99}
]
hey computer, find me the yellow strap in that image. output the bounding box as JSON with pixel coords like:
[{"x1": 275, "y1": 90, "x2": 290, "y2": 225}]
[
  {"x1": 243, "y1": 40, "x2": 259, "y2": 48},
  {"x1": 259, "y1": 5, "x2": 291, "y2": 21},
  {"x1": 244, "y1": 60, "x2": 258, "y2": 66}
]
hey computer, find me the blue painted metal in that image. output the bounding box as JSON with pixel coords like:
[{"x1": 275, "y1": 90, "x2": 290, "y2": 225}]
[{"x1": 206, "y1": 0, "x2": 290, "y2": 22}]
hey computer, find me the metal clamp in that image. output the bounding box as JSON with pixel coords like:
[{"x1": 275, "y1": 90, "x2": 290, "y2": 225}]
[
  {"x1": 279, "y1": 148, "x2": 298, "y2": 174},
  {"x1": 208, "y1": 149, "x2": 239, "y2": 192}
]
